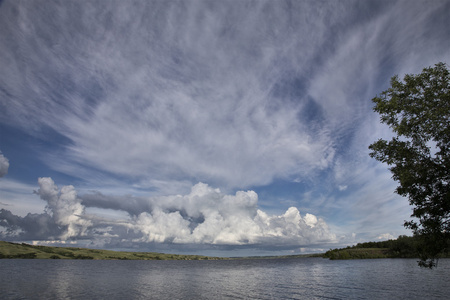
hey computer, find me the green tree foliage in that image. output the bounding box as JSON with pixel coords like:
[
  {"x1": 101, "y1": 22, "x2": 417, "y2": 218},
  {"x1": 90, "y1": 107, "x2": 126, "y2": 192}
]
[
  {"x1": 323, "y1": 235, "x2": 449, "y2": 260},
  {"x1": 369, "y1": 63, "x2": 450, "y2": 268}
]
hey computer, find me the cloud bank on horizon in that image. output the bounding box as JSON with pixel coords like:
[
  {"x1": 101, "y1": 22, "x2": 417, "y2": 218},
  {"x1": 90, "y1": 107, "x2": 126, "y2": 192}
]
[
  {"x1": 1, "y1": 0, "x2": 449, "y2": 254},
  {"x1": 1, "y1": 176, "x2": 336, "y2": 252}
]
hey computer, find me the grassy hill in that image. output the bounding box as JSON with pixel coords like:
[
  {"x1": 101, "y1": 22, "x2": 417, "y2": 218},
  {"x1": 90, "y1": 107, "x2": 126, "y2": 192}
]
[{"x1": 0, "y1": 241, "x2": 224, "y2": 260}]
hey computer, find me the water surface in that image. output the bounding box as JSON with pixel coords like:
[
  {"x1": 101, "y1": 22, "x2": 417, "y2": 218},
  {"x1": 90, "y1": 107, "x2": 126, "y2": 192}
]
[{"x1": 1, "y1": 258, "x2": 449, "y2": 299}]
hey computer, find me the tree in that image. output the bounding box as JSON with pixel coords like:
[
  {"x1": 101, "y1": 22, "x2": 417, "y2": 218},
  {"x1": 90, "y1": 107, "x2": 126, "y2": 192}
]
[{"x1": 369, "y1": 63, "x2": 450, "y2": 268}]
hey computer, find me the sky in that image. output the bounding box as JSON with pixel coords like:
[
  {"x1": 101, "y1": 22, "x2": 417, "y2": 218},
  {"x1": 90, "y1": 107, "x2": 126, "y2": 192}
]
[{"x1": 0, "y1": 0, "x2": 449, "y2": 257}]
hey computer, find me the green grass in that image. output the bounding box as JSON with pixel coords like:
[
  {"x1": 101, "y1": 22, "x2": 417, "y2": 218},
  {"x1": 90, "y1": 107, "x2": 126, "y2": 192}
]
[{"x1": 0, "y1": 241, "x2": 225, "y2": 260}]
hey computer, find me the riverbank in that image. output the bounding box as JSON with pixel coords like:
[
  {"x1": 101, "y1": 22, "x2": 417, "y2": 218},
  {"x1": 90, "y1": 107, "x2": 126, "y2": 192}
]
[{"x1": 0, "y1": 241, "x2": 225, "y2": 260}]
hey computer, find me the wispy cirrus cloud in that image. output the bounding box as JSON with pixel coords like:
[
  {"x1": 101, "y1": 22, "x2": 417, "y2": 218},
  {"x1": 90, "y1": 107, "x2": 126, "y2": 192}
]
[
  {"x1": 2, "y1": 1, "x2": 449, "y2": 193},
  {"x1": 0, "y1": 1, "x2": 351, "y2": 191}
]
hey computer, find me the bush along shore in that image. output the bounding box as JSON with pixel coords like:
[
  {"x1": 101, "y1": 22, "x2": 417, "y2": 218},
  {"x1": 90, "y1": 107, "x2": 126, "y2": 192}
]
[
  {"x1": 324, "y1": 235, "x2": 450, "y2": 260},
  {"x1": 0, "y1": 241, "x2": 225, "y2": 260}
]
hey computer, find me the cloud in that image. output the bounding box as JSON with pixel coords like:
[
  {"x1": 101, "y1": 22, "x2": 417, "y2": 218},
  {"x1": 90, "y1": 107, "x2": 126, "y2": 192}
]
[
  {"x1": 35, "y1": 177, "x2": 92, "y2": 239},
  {"x1": 0, "y1": 208, "x2": 61, "y2": 240},
  {"x1": 131, "y1": 184, "x2": 335, "y2": 246},
  {"x1": 0, "y1": 0, "x2": 340, "y2": 190},
  {"x1": 377, "y1": 233, "x2": 396, "y2": 241},
  {"x1": 1, "y1": 178, "x2": 336, "y2": 249},
  {"x1": 0, "y1": 178, "x2": 48, "y2": 216},
  {"x1": 338, "y1": 185, "x2": 348, "y2": 191},
  {"x1": 1, "y1": 1, "x2": 449, "y2": 194},
  {"x1": 0, "y1": 152, "x2": 9, "y2": 178}
]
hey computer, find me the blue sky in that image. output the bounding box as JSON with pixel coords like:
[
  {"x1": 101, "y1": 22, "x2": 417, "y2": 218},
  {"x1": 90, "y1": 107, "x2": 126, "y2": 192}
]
[{"x1": 1, "y1": 0, "x2": 449, "y2": 256}]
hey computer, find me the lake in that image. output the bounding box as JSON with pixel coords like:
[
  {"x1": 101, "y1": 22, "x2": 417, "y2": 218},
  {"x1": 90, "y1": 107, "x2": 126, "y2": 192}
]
[{"x1": 1, "y1": 258, "x2": 449, "y2": 299}]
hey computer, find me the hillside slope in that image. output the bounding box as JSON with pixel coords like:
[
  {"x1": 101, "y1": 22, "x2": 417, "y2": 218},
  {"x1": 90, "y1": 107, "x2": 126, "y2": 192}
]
[{"x1": 0, "y1": 241, "x2": 223, "y2": 260}]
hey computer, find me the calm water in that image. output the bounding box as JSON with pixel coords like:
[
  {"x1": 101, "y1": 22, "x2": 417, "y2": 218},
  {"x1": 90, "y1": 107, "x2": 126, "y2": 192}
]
[{"x1": 1, "y1": 258, "x2": 449, "y2": 299}]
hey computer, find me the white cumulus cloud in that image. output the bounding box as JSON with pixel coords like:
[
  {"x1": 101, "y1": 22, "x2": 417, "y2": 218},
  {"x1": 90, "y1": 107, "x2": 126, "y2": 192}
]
[
  {"x1": 5, "y1": 178, "x2": 336, "y2": 249},
  {"x1": 36, "y1": 177, "x2": 92, "y2": 240},
  {"x1": 126, "y1": 183, "x2": 336, "y2": 246}
]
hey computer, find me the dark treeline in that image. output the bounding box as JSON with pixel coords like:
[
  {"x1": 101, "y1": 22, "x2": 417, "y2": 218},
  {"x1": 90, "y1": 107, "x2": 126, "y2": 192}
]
[{"x1": 324, "y1": 235, "x2": 450, "y2": 260}]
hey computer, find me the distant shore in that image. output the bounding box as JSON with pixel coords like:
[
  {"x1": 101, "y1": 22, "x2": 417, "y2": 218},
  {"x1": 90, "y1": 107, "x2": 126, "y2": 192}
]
[
  {"x1": 0, "y1": 241, "x2": 226, "y2": 260},
  {"x1": 0, "y1": 241, "x2": 327, "y2": 260},
  {"x1": 3, "y1": 237, "x2": 449, "y2": 261}
]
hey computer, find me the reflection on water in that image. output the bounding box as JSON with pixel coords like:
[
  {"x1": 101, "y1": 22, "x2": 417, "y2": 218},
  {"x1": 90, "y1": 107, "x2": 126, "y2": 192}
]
[{"x1": 1, "y1": 258, "x2": 450, "y2": 299}]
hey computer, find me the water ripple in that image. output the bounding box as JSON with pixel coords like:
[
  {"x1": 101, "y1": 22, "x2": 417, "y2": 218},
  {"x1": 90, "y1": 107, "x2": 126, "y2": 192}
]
[{"x1": 1, "y1": 258, "x2": 449, "y2": 299}]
